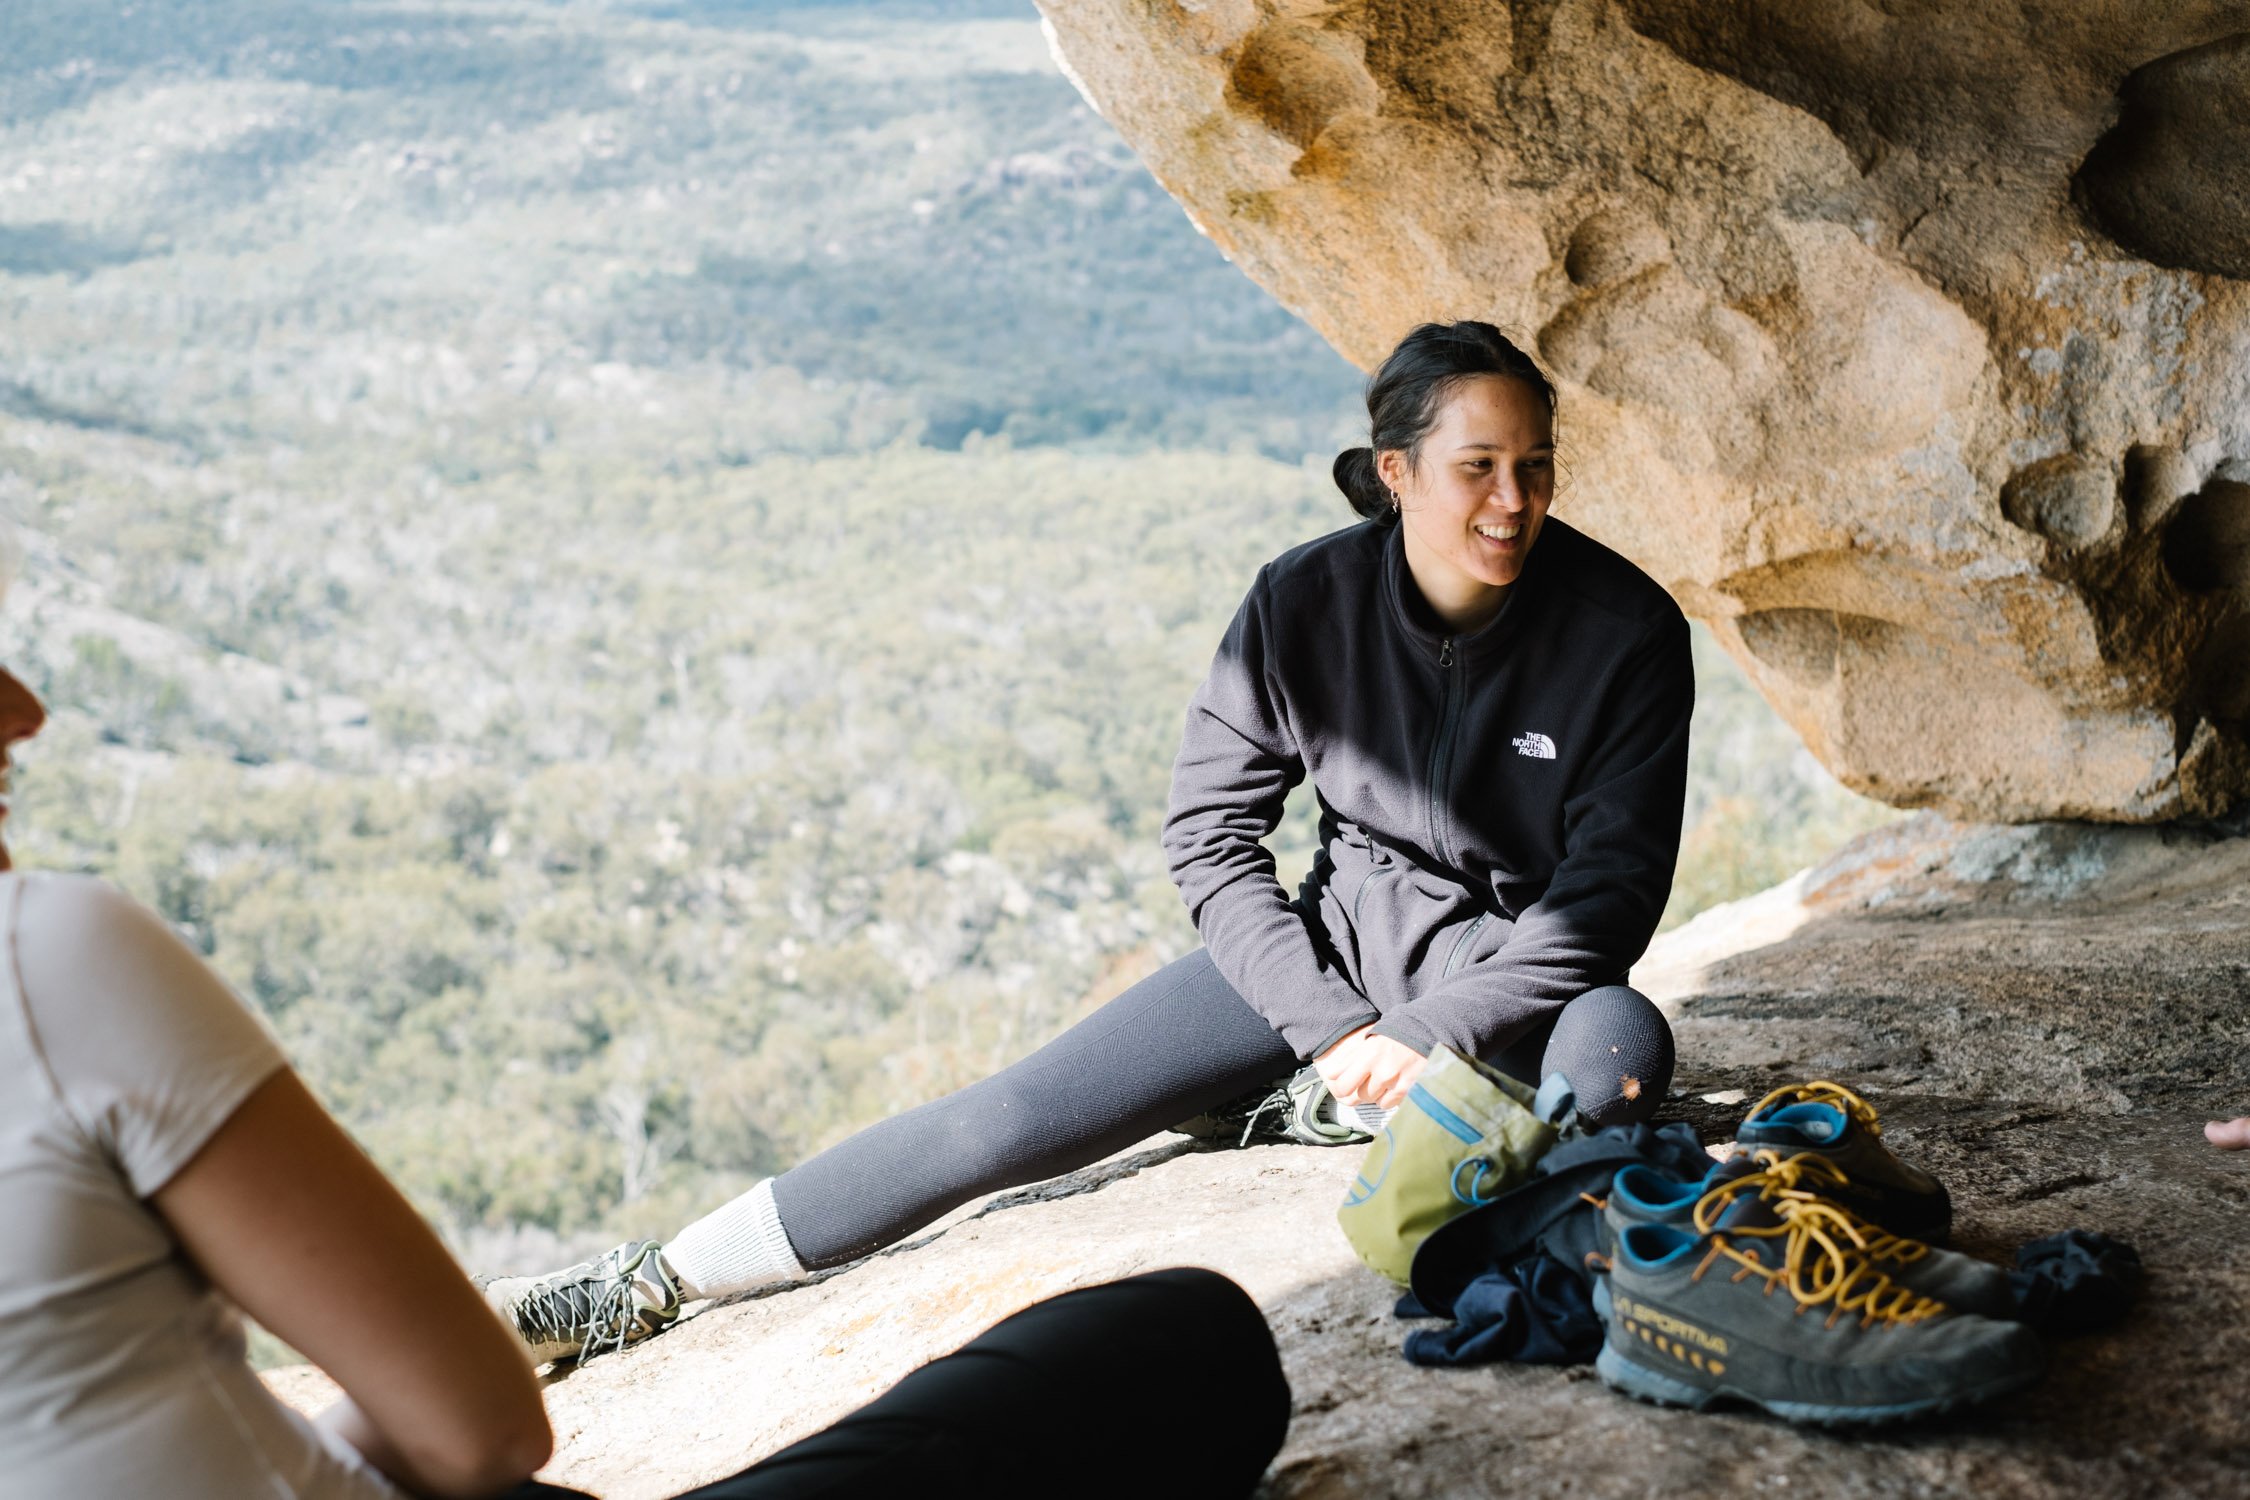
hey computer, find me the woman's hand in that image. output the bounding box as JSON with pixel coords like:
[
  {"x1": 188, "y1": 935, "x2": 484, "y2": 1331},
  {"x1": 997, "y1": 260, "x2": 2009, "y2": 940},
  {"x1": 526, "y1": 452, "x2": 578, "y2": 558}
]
[
  {"x1": 2208, "y1": 1117, "x2": 2250, "y2": 1150},
  {"x1": 1315, "y1": 1026, "x2": 1429, "y2": 1110}
]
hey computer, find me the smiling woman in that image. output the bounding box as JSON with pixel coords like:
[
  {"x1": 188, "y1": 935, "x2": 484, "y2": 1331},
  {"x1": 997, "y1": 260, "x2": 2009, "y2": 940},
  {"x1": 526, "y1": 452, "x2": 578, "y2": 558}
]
[
  {"x1": 1173, "y1": 322, "x2": 1681, "y2": 1116},
  {"x1": 1335, "y1": 321, "x2": 1559, "y2": 633},
  {"x1": 477, "y1": 321, "x2": 1693, "y2": 1374}
]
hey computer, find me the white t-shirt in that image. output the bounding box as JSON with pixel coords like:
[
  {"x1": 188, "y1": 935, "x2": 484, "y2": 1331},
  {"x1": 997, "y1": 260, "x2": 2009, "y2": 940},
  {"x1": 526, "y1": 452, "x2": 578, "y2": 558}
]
[{"x1": 0, "y1": 872, "x2": 404, "y2": 1500}]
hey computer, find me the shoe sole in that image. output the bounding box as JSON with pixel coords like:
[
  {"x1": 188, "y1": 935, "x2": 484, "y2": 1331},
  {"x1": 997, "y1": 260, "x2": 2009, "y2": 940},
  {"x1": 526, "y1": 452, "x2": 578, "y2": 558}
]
[{"x1": 1595, "y1": 1345, "x2": 2039, "y2": 1428}]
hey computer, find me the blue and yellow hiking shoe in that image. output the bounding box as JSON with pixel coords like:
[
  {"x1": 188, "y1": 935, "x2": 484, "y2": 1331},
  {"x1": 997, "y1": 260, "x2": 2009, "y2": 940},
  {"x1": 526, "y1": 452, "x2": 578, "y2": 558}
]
[
  {"x1": 1596, "y1": 1184, "x2": 2040, "y2": 1425},
  {"x1": 1603, "y1": 1154, "x2": 2015, "y2": 1319},
  {"x1": 1735, "y1": 1081, "x2": 1952, "y2": 1242},
  {"x1": 477, "y1": 1239, "x2": 683, "y2": 1366}
]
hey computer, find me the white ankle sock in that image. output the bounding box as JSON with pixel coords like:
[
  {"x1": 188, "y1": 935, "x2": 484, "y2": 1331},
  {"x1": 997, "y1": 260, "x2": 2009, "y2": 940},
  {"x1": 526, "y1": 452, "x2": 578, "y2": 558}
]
[
  {"x1": 662, "y1": 1178, "x2": 807, "y2": 1300},
  {"x1": 1338, "y1": 1098, "x2": 1394, "y2": 1133}
]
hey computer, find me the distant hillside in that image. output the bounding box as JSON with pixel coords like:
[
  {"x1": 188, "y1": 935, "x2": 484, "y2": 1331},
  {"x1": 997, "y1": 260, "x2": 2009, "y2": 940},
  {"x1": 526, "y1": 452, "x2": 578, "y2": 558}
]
[{"x1": 0, "y1": 0, "x2": 1361, "y2": 466}]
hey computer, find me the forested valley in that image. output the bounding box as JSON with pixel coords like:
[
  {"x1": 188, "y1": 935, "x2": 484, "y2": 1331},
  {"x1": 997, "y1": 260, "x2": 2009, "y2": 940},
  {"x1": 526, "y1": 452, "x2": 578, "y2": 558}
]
[{"x1": 0, "y1": 0, "x2": 1890, "y2": 1297}]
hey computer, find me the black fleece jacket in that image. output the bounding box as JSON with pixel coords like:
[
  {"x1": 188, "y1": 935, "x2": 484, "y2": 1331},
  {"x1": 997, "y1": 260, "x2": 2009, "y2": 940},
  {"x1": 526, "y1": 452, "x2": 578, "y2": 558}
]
[{"x1": 1162, "y1": 516, "x2": 1692, "y2": 1063}]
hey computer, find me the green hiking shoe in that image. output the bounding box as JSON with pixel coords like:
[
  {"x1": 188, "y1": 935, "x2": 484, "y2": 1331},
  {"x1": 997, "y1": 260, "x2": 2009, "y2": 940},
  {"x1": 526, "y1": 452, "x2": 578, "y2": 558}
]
[
  {"x1": 477, "y1": 1238, "x2": 682, "y2": 1365},
  {"x1": 1597, "y1": 1189, "x2": 2040, "y2": 1426},
  {"x1": 1735, "y1": 1081, "x2": 1952, "y2": 1242},
  {"x1": 1603, "y1": 1153, "x2": 2016, "y2": 1319},
  {"x1": 1172, "y1": 1065, "x2": 1376, "y2": 1148}
]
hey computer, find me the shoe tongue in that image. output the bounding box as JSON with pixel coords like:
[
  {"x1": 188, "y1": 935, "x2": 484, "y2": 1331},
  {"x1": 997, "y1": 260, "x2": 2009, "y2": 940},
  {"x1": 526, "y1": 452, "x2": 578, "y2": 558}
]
[
  {"x1": 1708, "y1": 1182, "x2": 1787, "y2": 1234},
  {"x1": 1745, "y1": 1101, "x2": 1847, "y2": 1144}
]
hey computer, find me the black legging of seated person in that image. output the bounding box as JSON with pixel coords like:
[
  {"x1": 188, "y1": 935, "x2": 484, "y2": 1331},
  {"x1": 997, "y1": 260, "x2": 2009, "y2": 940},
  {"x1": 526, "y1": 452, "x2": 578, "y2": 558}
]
[
  {"x1": 775, "y1": 947, "x2": 1675, "y2": 1269},
  {"x1": 501, "y1": 1267, "x2": 1289, "y2": 1500}
]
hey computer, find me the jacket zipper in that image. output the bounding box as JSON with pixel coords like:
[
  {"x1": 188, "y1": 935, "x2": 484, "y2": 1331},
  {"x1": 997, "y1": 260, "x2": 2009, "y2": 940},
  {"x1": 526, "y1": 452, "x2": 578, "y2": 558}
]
[
  {"x1": 1442, "y1": 911, "x2": 1491, "y2": 978},
  {"x1": 1426, "y1": 636, "x2": 1463, "y2": 868}
]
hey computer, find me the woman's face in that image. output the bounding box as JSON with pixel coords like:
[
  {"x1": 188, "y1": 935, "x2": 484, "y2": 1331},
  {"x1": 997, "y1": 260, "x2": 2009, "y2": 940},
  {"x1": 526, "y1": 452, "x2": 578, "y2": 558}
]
[
  {"x1": 1380, "y1": 375, "x2": 1556, "y2": 627},
  {"x1": 0, "y1": 669, "x2": 47, "y2": 872}
]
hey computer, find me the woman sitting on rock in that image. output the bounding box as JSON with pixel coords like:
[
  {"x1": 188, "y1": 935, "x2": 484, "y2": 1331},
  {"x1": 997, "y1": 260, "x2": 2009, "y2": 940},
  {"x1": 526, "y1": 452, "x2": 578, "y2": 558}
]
[
  {"x1": 482, "y1": 321, "x2": 1694, "y2": 1365},
  {"x1": 0, "y1": 657, "x2": 1287, "y2": 1500}
]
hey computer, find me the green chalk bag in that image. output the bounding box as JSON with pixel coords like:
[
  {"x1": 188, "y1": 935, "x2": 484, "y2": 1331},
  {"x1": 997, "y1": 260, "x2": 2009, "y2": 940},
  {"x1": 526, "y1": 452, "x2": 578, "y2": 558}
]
[{"x1": 1336, "y1": 1047, "x2": 1574, "y2": 1285}]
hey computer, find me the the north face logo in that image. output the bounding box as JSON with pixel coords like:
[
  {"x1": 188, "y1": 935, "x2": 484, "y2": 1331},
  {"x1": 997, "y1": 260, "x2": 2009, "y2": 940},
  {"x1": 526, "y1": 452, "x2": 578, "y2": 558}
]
[{"x1": 1512, "y1": 731, "x2": 1556, "y2": 760}]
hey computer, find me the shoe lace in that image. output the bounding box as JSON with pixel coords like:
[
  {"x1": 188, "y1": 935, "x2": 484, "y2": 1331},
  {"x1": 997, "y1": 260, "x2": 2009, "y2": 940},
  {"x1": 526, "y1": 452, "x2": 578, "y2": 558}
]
[
  {"x1": 1238, "y1": 1072, "x2": 1360, "y2": 1146},
  {"x1": 1747, "y1": 1079, "x2": 1884, "y2": 1137},
  {"x1": 1737, "y1": 1150, "x2": 1930, "y2": 1267},
  {"x1": 1689, "y1": 1160, "x2": 1946, "y2": 1329},
  {"x1": 1236, "y1": 1081, "x2": 1296, "y2": 1146},
  {"x1": 514, "y1": 1253, "x2": 644, "y2": 1362}
]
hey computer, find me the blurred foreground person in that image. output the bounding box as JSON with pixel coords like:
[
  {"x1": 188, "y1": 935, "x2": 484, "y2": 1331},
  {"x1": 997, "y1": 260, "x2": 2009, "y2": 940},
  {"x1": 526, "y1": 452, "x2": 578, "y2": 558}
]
[
  {"x1": 486, "y1": 321, "x2": 1691, "y2": 1367},
  {"x1": 0, "y1": 658, "x2": 1287, "y2": 1500}
]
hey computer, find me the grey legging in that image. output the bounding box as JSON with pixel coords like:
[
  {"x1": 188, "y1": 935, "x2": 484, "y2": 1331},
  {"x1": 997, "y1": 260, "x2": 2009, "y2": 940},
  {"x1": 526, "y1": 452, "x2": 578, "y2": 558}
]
[{"x1": 773, "y1": 948, "x2": 1674, "y2": 1268}]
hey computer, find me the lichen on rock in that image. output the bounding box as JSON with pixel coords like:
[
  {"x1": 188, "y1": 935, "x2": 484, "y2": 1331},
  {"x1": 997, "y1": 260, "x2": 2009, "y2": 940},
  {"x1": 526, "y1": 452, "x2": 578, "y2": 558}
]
[{"x1": 1036, "y1": 0, "x2": 2250, "y2": 821}]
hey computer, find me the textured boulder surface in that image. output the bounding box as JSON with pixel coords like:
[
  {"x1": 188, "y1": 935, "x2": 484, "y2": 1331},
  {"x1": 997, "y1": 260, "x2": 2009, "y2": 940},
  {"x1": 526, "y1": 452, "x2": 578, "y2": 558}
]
[
  {"x1": 1032, "y1": 0, "x2": 2250, "y2": 823},
  {"x1": 270, "y1": 819, "x2": 2250, "y2": 1497}
]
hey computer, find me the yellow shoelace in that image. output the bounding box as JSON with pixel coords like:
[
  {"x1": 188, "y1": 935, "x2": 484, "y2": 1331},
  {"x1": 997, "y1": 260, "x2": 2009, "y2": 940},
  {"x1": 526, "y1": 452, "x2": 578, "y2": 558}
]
[
  {"x1": 1746, "y1": 1078, "x2": 1885, "y2": 1137},
  {"x1": 1688, "y1": 1153, "x2": 1947, "y2": 1329},
  {"x1": 1724, "y1": 1150, "x2": 1930, "y2": 1268}
]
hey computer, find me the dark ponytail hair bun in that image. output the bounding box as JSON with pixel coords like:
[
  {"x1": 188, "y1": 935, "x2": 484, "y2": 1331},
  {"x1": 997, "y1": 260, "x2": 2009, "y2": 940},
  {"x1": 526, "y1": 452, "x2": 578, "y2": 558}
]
[
  {"x1": 1333, "y1": 446, "x2": 1389, "y2": 520},
  {"x1": 1333, "y1": 321, "x2": 1558, "y2": 524}
]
